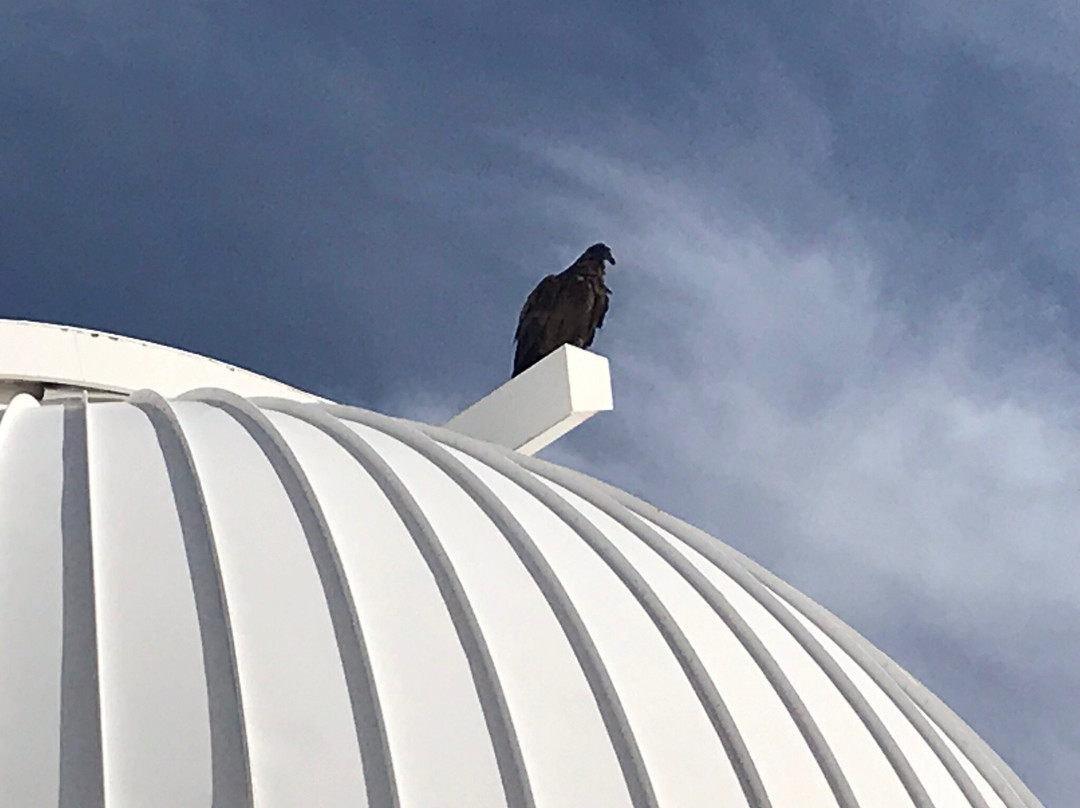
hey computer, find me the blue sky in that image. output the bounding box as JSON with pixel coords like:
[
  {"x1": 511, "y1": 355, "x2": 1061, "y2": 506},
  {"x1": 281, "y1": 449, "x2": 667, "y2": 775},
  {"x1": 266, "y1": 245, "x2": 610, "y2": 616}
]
[{"x1": 3, "y1": 1, "x2": 1078, "y2": 803}]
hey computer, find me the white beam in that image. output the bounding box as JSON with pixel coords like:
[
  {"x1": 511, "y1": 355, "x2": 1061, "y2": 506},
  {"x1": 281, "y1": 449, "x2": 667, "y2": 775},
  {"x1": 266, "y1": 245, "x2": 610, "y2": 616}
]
[{"x1": 444, "y1": 345, "x2": 613, "y2": 455}]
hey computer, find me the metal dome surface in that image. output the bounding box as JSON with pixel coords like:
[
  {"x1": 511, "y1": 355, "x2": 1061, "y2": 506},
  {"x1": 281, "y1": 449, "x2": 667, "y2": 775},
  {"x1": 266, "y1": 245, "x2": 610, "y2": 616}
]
[{"x1": 0, "y1": 390, "x2": 1043, "y2": 808}]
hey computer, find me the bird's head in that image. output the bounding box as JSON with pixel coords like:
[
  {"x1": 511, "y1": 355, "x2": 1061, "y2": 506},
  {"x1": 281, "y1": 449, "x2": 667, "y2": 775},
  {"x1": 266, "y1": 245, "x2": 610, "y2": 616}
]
[{"x1": 582, "y1": 242, "x2": 616, "y2": 267}]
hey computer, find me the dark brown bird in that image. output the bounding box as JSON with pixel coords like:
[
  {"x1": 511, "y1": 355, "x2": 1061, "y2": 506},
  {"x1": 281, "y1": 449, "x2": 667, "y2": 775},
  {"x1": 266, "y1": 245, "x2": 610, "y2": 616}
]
[{"x1": 513, "y1": 243, "x2": 616, "y2": 377}]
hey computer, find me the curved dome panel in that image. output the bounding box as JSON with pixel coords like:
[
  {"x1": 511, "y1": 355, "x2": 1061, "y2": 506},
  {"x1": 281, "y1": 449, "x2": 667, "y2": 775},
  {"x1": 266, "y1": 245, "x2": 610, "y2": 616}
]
[{"x1": 0, "y1": 390, "x2": 1043, "y2": 808}]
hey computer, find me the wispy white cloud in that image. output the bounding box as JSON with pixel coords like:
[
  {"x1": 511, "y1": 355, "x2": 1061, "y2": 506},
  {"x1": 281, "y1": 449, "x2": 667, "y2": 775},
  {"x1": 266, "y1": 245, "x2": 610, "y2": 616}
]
[{"x1": 527, "y1": 142, "x2": 1080, "y2": 804}]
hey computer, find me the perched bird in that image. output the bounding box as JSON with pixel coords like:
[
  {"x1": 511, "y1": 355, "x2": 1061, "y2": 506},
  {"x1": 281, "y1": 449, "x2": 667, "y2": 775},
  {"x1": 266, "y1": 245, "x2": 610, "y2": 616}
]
[{"x1": 513, "y1": 243, "x2": 616, "y2": 377}]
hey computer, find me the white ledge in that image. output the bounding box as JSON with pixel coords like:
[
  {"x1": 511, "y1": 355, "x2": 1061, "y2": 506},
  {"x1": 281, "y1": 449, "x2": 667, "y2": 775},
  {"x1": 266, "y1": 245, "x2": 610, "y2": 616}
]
[
  {"x1": 0, "y1": 319, "x2": 325, "y2": 402},
  {"x1": 445, "y1": 345, "x2": 613, "y2": 455}
]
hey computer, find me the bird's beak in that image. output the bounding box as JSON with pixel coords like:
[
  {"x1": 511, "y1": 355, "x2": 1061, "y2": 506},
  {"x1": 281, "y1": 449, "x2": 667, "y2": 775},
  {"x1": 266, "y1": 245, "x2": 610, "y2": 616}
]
[{"x1": 609, "y1": 256, "x2": 616, "y2": 265}]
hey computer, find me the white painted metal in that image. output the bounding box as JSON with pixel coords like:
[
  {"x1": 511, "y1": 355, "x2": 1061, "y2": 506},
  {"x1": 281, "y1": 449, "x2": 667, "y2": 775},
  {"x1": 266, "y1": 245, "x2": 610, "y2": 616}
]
[
  {"x1": 0, "y1": 403, "x2": 65, "y2": 807},
  {"x1": 445, "y1": 344, "x2": 613, "y2": 455},
  {"x1": 0, "y1": 388, "x2": 1043, "y2": 808},
  {"x1": 0, "y1": 320, "x2": 614, "y2": 454},
  {"x1": 87, "y1": 402, "x2": 213, "y2": 808},
  {"x1": 176, "y1": 401, "x2": 368, "y2": 806},
  {"x1": 0, "y1": 319, "x2": 323, "y2": 402}
]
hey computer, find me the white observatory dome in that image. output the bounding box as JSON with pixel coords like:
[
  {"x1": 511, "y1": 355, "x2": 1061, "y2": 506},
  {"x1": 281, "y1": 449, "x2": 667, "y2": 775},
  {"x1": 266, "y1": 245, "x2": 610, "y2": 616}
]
[{"x1": 0, "y1": 321, "x2": 1043, "y2": 808}]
